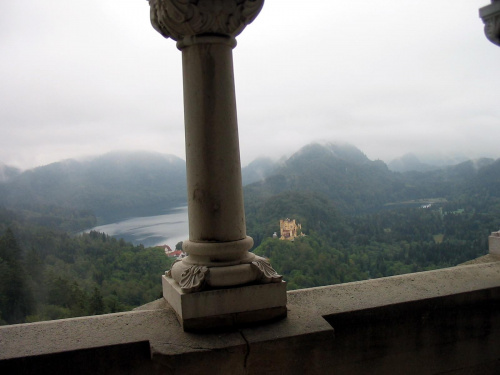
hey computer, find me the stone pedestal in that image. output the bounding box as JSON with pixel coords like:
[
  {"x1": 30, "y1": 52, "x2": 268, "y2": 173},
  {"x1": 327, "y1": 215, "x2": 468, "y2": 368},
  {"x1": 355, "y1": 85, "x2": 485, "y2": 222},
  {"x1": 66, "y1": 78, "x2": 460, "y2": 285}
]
[
  {"x1": 489, "y1": 231, "x2": 500, "y2": 255},
  {"x1": 162, "y1": 276, "x2": 287, "y2": 332},
  {"x1": 149, "y1": 0, "x2": 286, "y2": 330}
]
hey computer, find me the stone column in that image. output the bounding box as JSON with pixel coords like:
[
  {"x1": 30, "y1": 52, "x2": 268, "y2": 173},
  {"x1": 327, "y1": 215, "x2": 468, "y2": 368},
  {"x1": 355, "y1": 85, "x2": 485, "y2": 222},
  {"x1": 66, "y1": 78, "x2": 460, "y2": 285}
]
[
  {"x1": 149, "y1": 0, "x2": 286, "y2": 331},
  {"x1": 480, "y1": 0, "x2": 500, "y2": 46}
]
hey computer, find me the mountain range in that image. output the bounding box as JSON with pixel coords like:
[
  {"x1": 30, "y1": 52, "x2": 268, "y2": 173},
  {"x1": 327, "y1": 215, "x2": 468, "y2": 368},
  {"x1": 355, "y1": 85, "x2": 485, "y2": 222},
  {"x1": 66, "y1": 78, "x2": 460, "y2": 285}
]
[
  {"x1": 2, "y1": 144, "x2": 499, "y2": 325},
  {"x1": 0, "y1": 151, "x2": 187, "y2": 223},
  {"x1": 386, "y1": 152, "x2": 473, "y2": 173},
  {"x1": 0, "y1": 144, "x2": 498, "y2": 226}
]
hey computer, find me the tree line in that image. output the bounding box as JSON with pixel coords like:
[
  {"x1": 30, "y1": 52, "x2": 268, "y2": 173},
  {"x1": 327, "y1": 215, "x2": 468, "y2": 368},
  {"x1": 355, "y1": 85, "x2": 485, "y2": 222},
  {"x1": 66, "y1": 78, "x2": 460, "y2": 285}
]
[
  {"x1": 0, "y1": 213, "x2": 173, "y2": 325},
  {"x1": 252, "y1": 193, "x2": 499, "y2": 290}
]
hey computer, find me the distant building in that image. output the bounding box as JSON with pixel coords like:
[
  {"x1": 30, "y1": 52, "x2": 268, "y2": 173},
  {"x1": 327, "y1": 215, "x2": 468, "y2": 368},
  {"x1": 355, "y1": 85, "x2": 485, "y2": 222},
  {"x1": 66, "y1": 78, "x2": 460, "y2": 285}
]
[
  {"x1": 166, "y1": 250, "x2": 185, "y2": 258},
  {"x1": 279, "y1": 218, "x2": 304, "y2": 241},
  {"x1": 160, "y1": 245, "x2": 186, "y2": 258},
  {"x1": 158, "y1": 245, "x2": 172, "y2": 253}
]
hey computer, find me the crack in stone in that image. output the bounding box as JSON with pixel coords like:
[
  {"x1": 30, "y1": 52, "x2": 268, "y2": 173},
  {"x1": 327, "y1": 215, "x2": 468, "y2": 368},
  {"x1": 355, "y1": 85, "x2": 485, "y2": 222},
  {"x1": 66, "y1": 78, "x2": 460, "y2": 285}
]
[
  {"x1": 158, "y1": 342, "x2": 214, "y2": 351},
  {"x1": 239, "y1": 330, "x2": 250, "y2": 369}
]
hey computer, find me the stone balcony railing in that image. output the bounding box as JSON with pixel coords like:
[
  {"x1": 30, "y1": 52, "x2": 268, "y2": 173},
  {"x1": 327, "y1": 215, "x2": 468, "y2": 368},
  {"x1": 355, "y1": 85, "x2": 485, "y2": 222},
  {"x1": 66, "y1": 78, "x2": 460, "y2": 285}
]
[{"x1": 1, "y1": 242, "x2": 499, "y2": 374}]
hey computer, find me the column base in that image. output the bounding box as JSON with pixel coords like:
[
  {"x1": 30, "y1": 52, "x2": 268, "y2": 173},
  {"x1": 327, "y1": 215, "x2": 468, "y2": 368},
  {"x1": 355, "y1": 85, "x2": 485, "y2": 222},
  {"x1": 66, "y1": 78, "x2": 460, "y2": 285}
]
[
  {"x1": 168, "y1": 243, "x2": 283, "y2": 293},
  {"x1": 162, "y1": 275, "x2": 287, "y2": 332}
]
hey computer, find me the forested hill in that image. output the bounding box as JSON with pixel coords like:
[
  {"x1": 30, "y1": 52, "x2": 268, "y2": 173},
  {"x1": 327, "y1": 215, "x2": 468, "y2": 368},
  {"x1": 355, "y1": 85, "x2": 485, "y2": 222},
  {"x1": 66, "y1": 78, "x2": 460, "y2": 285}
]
[
  {"x1": 243, "y1": 144, "x2": 500, "y2": 290},
  {"x1": 1, "y1": 144, "x2": 497, "y2": 227},
  {"x1": 244, "y1": 143, "x2": 500, "y2": 253},
  {"x1": 1, "y1": 144, "x2": 500, "y2": 323},
  {"x1": 0, "y1": 151, "x2": 279, "y2": 224},
  {"x1": 0, "y1": 209, "x2": 173, "y2": 325},
  {"x1": 244, "y1": 143, "x2": 497, "y2": 215},
  {"x1": 244, "y1": 143, "x2": 400, "y2": 214},
  {"x1": 0, "y1": 163, "x2": 21, "y2": 183},
  {"x1": 0, "y1": 151, "x2": 187, "y2": 223},
  {"x1": 241, "y1": 157, "x2": 277, "y2": 185}
]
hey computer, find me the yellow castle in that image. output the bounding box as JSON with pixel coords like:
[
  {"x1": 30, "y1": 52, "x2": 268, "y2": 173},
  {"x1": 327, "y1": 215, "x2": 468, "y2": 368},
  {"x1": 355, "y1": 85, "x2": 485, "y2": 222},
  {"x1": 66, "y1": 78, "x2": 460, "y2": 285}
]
[{"x1": 279, "y1": 218, "x2": 303, "y2": 241}]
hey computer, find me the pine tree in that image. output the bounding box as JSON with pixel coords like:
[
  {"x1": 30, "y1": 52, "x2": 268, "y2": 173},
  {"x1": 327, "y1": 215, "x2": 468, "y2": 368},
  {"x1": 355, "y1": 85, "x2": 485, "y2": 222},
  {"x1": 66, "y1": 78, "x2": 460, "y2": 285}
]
[
  {"x1": 89, "y1": 287, "x2": 105, "y2": 315},
  {"x1": 0, "y1": 228, "x2": 35, "y2": 324}
]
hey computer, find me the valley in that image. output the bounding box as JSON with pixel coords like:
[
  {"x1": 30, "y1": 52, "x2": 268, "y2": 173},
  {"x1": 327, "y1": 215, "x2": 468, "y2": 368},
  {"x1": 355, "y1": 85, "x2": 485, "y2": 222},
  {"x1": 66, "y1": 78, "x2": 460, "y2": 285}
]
[{"x1": 1, "y1": 143, "x2": 499, "y2": 324}]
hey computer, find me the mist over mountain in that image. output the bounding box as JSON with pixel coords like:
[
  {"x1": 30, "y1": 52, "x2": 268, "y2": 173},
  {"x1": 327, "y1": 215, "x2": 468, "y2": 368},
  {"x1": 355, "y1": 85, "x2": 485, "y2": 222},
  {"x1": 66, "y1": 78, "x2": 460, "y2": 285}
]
[
  {"x1": 466, "y1": 158, "x2": 500, "y2": 198},
  {"x1": 244, "y1": 143, "x2": 404, "y2": 214},
  {"x1": 1, "y1": 143, "x2": 498, "y2": 229},
  {"x1": 387, "y1": 153, "x2": 436, "y2": 173},
  {"x1": 242, "y1": 143, "x2": 500, "y2": 249},
  {"x1": 388, "y1": 152, "x2": 473, "y2": 172},
  {"x1": 0, "y1": 151, "x2": 187, "y2": 223},
  {"x1": 242, "y1": 157, "x2": 277, "y2": 185},
  {"x1": 2, "y1": 143, "x2": 500, "y2": 323},
  {"x1": 399, "y1": 157, "x2": 496, "y2": 200},
  {"x1": 0, "y1": 163, "x2": 21, "y2": 183}
]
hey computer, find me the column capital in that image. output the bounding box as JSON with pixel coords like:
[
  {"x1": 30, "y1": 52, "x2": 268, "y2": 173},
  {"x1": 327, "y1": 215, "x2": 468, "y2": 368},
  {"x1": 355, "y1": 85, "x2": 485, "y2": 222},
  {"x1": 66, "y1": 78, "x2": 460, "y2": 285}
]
[
  {"x1": 480, "y1": 1, "x2": 500, "y2": 47},
  {"x1": 150, "y1": 0, "x2": 264, "y2": 42}
]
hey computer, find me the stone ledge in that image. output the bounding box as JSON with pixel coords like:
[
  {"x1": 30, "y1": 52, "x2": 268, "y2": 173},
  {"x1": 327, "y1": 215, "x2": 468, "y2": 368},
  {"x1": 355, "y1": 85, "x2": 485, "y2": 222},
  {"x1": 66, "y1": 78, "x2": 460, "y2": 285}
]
[
  {"x1": 287, "y1": 261, "x2": 500, "y2": 317},
  {"x1": 1, "y1": 260, "x2": 499, "y2": 374},
  {"x1": 460, "y1": 253, "x2": 500, "y2": 265}
]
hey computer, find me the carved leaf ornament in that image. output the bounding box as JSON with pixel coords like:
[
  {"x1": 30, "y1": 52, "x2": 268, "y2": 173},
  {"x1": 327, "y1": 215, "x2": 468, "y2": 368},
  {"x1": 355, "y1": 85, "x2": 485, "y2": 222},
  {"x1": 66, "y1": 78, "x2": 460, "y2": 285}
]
[
  {"x1": 150, "y1": 0, "x2": 264, "y2": 41},
  {"x1": 179, "y1": 265, "x2": 209, "y2": 292},
  {"x1": 252, "y1": 258, "x2": 283, "y2": 283}
]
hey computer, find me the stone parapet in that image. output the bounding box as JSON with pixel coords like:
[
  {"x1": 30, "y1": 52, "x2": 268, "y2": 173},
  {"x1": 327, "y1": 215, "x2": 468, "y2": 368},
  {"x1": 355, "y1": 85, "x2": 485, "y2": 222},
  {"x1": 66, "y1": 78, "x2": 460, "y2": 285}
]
[{"x1": 2, "y1": 259, "x2": 500, "y2": 374}]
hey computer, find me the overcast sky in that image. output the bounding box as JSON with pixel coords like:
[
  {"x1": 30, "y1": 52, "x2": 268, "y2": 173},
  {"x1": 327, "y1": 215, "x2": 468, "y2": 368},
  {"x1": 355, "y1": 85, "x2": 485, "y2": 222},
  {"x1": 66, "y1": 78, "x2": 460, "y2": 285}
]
[{"x1": 1, "y1": 1, "x2": 499, "y2": 170}]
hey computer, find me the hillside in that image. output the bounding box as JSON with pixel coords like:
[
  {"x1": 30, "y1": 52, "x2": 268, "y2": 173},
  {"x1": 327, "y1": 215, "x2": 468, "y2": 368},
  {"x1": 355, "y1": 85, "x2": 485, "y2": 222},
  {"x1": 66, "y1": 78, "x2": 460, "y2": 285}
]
[
  {"x1": 2, "y1": 143, "x2": 500, "y2": 324},
  {"x1": 245, "y1": 144, "x2": 498, "y2": 217},
  {"x1": 387, "y1": 153, "x2": 436, "y2": 172},
  {"x1": 242, "y1": 157, "x2": 277, "y2": 185},
  {"x1": 387, "y1": 152, "x2": 472, "y2": 172},
  {"x1": 244, "y1": 144, "x2": 500, "y2": 273},
  {"x1": 1, "y1": 144, "x2": 497, "y2": 230},
  {"x1": 0, "y1": 163, "x2": 21, "y2": 183},
  {"x1": 245, "y1": 143, "x2": 412, "y2": 215},
  {"x1": 0, "y1": 151, "x2": 187, "y2": 223},
  {"x1": 0, "y1": 213, "x2": 173, "y2": 325}
]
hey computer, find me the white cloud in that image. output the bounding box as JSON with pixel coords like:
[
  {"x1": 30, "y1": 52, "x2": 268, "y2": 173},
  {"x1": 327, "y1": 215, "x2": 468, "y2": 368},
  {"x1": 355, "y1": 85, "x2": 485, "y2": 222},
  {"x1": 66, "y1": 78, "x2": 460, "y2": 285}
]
[{"x1": 1, "y1": 0, "x2": 499, "y2": 169}]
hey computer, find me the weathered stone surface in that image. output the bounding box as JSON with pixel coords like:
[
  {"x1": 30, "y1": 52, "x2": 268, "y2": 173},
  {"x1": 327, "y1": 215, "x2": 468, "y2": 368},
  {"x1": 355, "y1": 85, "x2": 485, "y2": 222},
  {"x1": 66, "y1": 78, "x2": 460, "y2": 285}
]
[
  {"x1": 162, "y1": 275, "x2": 287, "y2": 331},
  {"x1": 461, "y1": 253, "x2": 500, "y2": 265},
  {"x1": 489, "y1": 231, "x2": 500, "y2": 255},
  {"x1": 150, "y1": 0, "x2": 264, "y2": 41},
  {"x1": 148, "y1": 1, "x2": 286, "y2": 333},
  {"x1": 480, "y1": 1, "x2": 500, "y2": 46},
  {"x1": 287, "y1": 261, "x2": 500, "y2": 317},
  {"x1": 2, "y1": 260, "x2": 500, "y2": 374}
]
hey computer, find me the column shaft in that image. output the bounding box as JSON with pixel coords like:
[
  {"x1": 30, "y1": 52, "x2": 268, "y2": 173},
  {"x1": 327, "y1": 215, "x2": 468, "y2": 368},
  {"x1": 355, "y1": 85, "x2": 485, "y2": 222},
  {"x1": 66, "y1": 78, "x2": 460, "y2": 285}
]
[{"x1": 181, "y1": 37, "x2": 246, "y2": 244}]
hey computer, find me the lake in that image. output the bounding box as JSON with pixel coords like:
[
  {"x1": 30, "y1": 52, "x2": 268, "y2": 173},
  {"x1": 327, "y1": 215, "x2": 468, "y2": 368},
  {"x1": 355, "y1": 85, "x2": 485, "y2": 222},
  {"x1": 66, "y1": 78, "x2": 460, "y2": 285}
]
[{"x1": 89, "y1": 206, "x2": 189, "y2": 248}]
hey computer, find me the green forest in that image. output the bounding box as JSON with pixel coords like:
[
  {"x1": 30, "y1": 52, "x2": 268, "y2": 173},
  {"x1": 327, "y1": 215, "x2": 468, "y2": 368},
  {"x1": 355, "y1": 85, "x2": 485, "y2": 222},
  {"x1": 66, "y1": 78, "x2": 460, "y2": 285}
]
[
  {"x1": 0, "y1": 206, "x2": 173, "y2": 325},
  {"x1": 1, "y1": 144, "x2": 500, "y2": 325},
  {"x1": 250, "y1": 191, "x2": 500, "y2": 290},
  {"x1": 245, "y1": 144, "x2": 500, "y2": 290}
]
